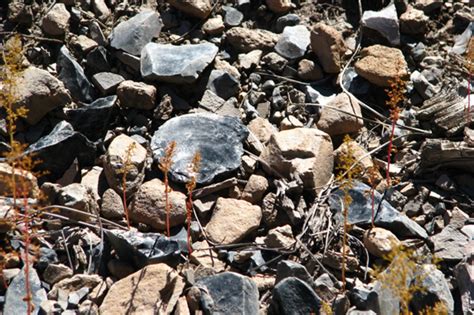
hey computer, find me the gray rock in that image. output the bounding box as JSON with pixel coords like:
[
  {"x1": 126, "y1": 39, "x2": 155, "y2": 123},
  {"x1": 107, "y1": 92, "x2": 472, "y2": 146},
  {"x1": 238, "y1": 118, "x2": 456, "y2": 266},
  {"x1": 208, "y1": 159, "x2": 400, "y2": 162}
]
[
  {"x1": 411, "y1": 70, "x2": 439, "y2": 100},
  {"x1": 151, "y1": 113, "x2": 248, "y2": 184},
  {"x1": 141, "y1": 42, "x2": 218, "y2": 84},
  {"x1": 198, "y1": 89, "x2": 225, "y2": 112},
  {"x1": 222, "y1": 6, "x2": 243, "y2": 26},
  {"x1": 271, "y1": 277, "x2": 321, "y2": 315},
  {"x1": 58, "y1": 183, "x2": 99, "y2": 221},
  {"x1": 196, "y1": 272, "x2": 259, "y2": 314},
  {"x1": 109, "y1": 10, "x2": 162, "y2": 56},
  {"x1": 430, "y1": 225, "x2": 469, "y2": 261},
  {"x1": 275, "y1": 25, "x2": 310, "y2": 59},
  {"x1": 57, "y1": 45, "x2": 96, "y2": 103},
  {"x1": 275, "y1": 260, "x2": 312, "y2": 286},
  {"x1": 101, "y1": 188, "x2": 124, "y2": 220},
  {"x1": 452, "y1": 22, "x2": 473, "y2": 55},
  {"x1": 329, "y1": 181, "x2": 428, "y2": 238},
  {"x1": 361, "y1": 4, "x2": 400, "y2": 45},
  {"x1": 4, "y1": 266, "x2": 47, "y2": 315},
  {"x1": 41, "y1": 3, "x2": 70, "y2": 36},
  {"x1": 206, "y1": 69, "x2": 240, "y2": 100},
  {"x1": 350, "y1": 286, "x2": 380, "y2": 312},
  {"x1": 86, "y1": 46, "x2": 111, "y2": 74},
  {"x1": 275, "y1": 13, "x2": 300, "y2": 33},
  {"x1": 454, "y1": 243, "x2": 474, "y2": 315},
  {"x1": 92, "y1": 72, "x2": 124, "y2": 95}
]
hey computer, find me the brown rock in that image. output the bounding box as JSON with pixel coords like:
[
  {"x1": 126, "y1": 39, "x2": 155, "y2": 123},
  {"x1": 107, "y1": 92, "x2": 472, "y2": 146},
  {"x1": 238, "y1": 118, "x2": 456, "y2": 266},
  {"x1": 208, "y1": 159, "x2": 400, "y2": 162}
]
[
  {"x1": 57, "y1": 183, "x2": 99, "y2": 222},
  {"x1": 400, "y1": 6, "x2": 429, "y2": 35},
  {"x1": 48, "y1": 274, "x2": 104, "y2": 300},
  {"x1": 264, "y1": 225, "x2": 295, "y2": 248},
  {"x1": 202, "y1": 16, "x2": 225, "y2": 35},
  {"x1": 297, "y1": 59, "x2": 324, "y2": 81},
  {"x1": 99, "y1": 263, "x2": 185, "y2": 315},
  {"x1": 247, "y1": 117, "x2": 276, "y2": 144},
  {"x1": 316, "y1": 93, "x2": 364, "y2": 136},
  {"x1": 41, "y1": 3, "x2": 70, "y2": 36},
  {"x1": 310, "y1": 23, "x2": 346, "y2": 73},
  {"x1": 227, "y1": 27, "x2": 278, "y2": 53},
  {"x1": 189, "y1": 240, "x2": 226, "y2": 271},
  {"x1": 117, "y1": 80, "x2": 157, "y2": 110},
  {"x1": 266, "y1": 0, "x2": 292, "y2": 13},
  {"x1": 130, "y1": 179, "x2": 187, "y2": 230},
  {"x1": 100, "y1": 188, "x2": 124, "y2": 220},
  {"x1": 363, "y1": 227, "x2": 401, "y2": 258},
  {"x1": 167, "y1": 0, "x2": 212, "y2": 19},
  {"x1": 241, "y1": 174, "x2": 269, "y2": 204},
  {"x1": 0, "y1": 162, "x2": 39, "y2": 197},
  {"x1": 354, "y1": 45, "x2": 408, "y2": 87},
  {"x1": 205, "y1": 197, "x2": 262, "y2": 244}
]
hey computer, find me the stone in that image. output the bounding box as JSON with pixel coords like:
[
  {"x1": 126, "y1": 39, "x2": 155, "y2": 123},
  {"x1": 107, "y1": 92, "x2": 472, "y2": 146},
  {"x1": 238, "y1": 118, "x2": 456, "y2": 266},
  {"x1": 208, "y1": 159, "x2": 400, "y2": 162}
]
[
  {"x1": 400, "y1": 6, "x2": 429, "y2": 35},
  {"x1": 241, "y1": 174, "x2": 269, "y2": 204},
  {"x1": 0, "y1": 163, "x2": 39, "y2": 197},
  {"x1": 354, "y1": 45, "x2": 408, "y2": 88},
  {"x1": 4, "y1": 266, "x2": 47, "y2": 315},
  {"x1": 248, "y1": 116, "x2": 276, "y2": 144},
  {"x1": 264, "y1": 224, "x2": 295, "y2": 248},
  {"x1": 13, "y1": 66, "x2": 71, "y2": 125},
  {"x1": 71, "y1": 35, "x2": 98, "y2": 55},
  {"x1": 266, "y1": 0, "x2": 292, "y2": 13},
  {"x1": 86, "y1": 46, "x2": 111, "y2": 74},
  {"x1": 226, "y1": 27, "x2": 278, "y2": 53},
  {"x1": 454, "y1": 246, "x2": 474, "y2": 315},
  {"x1": 68, "y1": 287, "x2": 90, "y2": 307},
  {"x1": 275, "y1": 25, "x2": 310, "y2": 59},
  {"x1": 298, "y1": 59, "x2": 323, "y2": 81},
  {"x1": 261, "y1": 52, "x2": 288, "y2": 72},
  {"x1": 430, "y1": 225, "x2": 469, "y2": 261},
  {"x1": 414, "y1": 0, "x2": 443, "y2": 14},
  {"x1": 117, "y1": 80, "x2": 157, "y2": 110},
  {"x1": 168, "y1": 0, "x2": 212, "y2": 19},
  {"x1": 99, "y1": 263, "x2": 185, "y2": 315},
  {"x1": 130, "y1": 178, "x2": 187, "y2": 230},
  {"x1": 141, "y1": 42, "x2": 218, "y2": 84},
  {"x1": 43, "y1": 263, "x2": 73, "y2": 285},
  {"x1": 205, "y1": 197, "x2": 262, "y2": 244},
  {"x1": 57, "y1": 45, "x2": 96, "y2": 103},
  {"x1": 89, "y1": 21, "x2": 107, "y2": 46},
  {"x1": 238, "y1": 50, "x2": 263, "y2": 70},
  {"x1": 280, "y1": 115, "x2": 304, "y2": 130},
  {"x1": 103, "y1": 134, "x2": 147, "y2": 196},
  {"x1": 196, "y1": 272, "x2": 259, "y2": 314},
  {"x1": 49, "y1": 274, "x2": 103, "y2": 300},
  {"x1": 198, "y1": 89, "x2": 226, "y2": 112},
  {"x1": 310, "y1": 23, "x2": 346, "y2": 73},
  {"x1": 39, "y1": 300, "x2": 62, "y2": 315},
  {"x1": 271, "y1": 277, "x2": 321, "y2": 314},
  {"x1": 260, "y1": 128, "x2": 334, "y2": 189},
  {"x1": 214, "y1": 56, "x2": 241, "y2": 79},
  {"x1": 92, "y1": 0, "x2": 110, "y2": 21},
  {"x1": 329, "y1": 181, "x2": 428, "y2": 239},
  {"x1": 275, "y1": 260, "x2": 312, "y2": 286},
  {"x1": 26, "y1": 121, "x2": 96, "y2": 181},
  {"x1": 100, "y1": 188, "x2": 124, "y2": 220},
  {"x1": 109, "y1": 10, "x2": 162, "y2": 56},
  {"x1": 151, "y1": 113, "x2": 248, "y2": 184},
  {"x1": 316, "y1": 92, "x2": 364, "y2": 136},
  {"x1": 41, "y1": 3, "x2": 70, "y2": 36},
  {"x1": 189, "y1": 240, "x2": 226, "y2": 271},
  {"x1": 57, "y1": 183, "x2": 99, "y2": 221},
  {"x1": 206, "y1": 69, "x2": 240, "y2": 100},
  {"x1": 7, "y1": 1, "x2": 33, "y2": 25},
  {"x1": 222, "y1": 6, "x2": 243, "y2": 26},
  {"x1": 363, "y1": 227, "x2": 401, "y2": 258},
  {"x1": 91, "y1": 72, "x2": 124, "y2": 95},
  {"x1": 276, "y1": 14, "x2": 300, "y2": 33},
  {"x1": 350, "y1": 286, "x2": 380, "y2": 313},
  {"x1": 361, "y1": 4, "x2": 400, "y2": 46},
  {"x1": 202, "y1": 16, "x2": 225, "y2": 35}
]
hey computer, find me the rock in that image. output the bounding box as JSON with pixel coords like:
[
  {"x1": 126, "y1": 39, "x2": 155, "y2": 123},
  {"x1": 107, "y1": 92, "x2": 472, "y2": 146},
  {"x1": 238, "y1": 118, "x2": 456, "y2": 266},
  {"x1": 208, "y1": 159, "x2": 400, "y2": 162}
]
[
  {"x1": 141, "y1": 42, "x2": 218, "y2": 84},
  {"x1": 271, "y1": 277, "x2": 321, "y2": 314},
  {"x1": 198, "y1": 89, "x2": 226, "y2": 112},
  {"x1": 100, "y1": 188, "x2": 124, "y2": 220},
  {"x1": 202, "y1": 16, "x2": 225, "y2": 35},
  {"x1": 89, "y1": 21, "x2": 107, "y2": 46},
  {"x1": 168, "y1": 0, "x2": 212, "y2": 19},
  {"x1": 117, "y1": 80, "x2": 157, "y2": 110},
  {"x1": 226, "y1": 27, "x2": 278, "y2": 52},
  {"x1": 310, "y1": 23, "x2": 346, "y2": 73},
  {"x1": 41, "y1": 3, "x2": 70, "y2": 36},
  {"x1": 103, "y1": 134, "x2": 147, "y2": 196},
  {"x1": 109, "y1": 10, "x2": 162, "y2": 56},
  {"x1": 86, "y1": 46, "x2": 111, "y2": 74},
  {"x1": 151, "y1": 113, "x2": 248, "y2": 184},
  {"x1": 241, "y1": 174, "x2": 269, "y2": 204},
  {"x1": 414, "y1": 0, "x2": 443, "y2": 14},
  {"x1": 26, "y1": 121, "x2": 96, "y2": 181},
  {"x1": 68, "y1": 287, "x2": 90, "y2": 307},
  {"x1": 48, "y1": 274, "x2": 103, "y2": 300},
  {"x1": 43, "y1": 263, "x2": 73, "y2": 285},
  {"x1": 7, "y1": 1, "x2": 33, "y2": 25},
  {"x1": 14, "y1": 66, "x2": 71, "y2": 125},
  {"x1": 57, "y1": 45, "x2": 96, "y2": 103},
  {"x1": 316, "y1": 92, "x2": 364, "y2": 136},
  {"x1": 430, "y1": 225, "x2": 469, "y2": 261},
  {"x1": 4, "y1": 266, "x2": 47, "y2": 315},
  {"x1": 363, "y1": 227, "x2": 401, "y2": 258},
  {"x1": 57, "y1": 183, "x2": 99, "y2": 221},
  {"x1": 411, "y1": 70, "x2": 438, "y2": 100},
  {"x1": 196, "y1": 272, "x2": 259, "y2": 314},
  {"x1": 222, "y1": 6, "x2": 243, "y2": 27},
  {"x1": 189, "y1": 240, "x2": 226, "y2": 271},
  {"x1": 0, "y1": 162, "x2": 39, "y2": 197},
  {"x1": 361, "y1": 4, "x2": 400, "y2": 46},
  {"x1": 261, "y1": 52, "x2": 288, "y2": 72},
  {"x1": 329, "y1": 181, "x2": 428, "y2": 239},
  {"x1": 276, "y1": 14, "x2": 300, "y2": 33},
  {"x1": 92, "y1": 0, "x2": 110, "y2": 20},
  {"x1": 275, "y1": 260, "x2": 313, "y2": 286},
  {"x1": 248, "y1": 116, "x2": 276, "y2": 144},
  {"x1": 266, "y1": 0, "x2": 292, "y2": 13},
  {"x1": 264, "y1": 224, "x2": 295, "y2": 248},
  {"x1": 91, "y1": 72, "x2": 124, "y2": 95},
  {"x1": 354, "y1": 45, "x2": 408, "y2": 87},
  {"x1": 275, "y1": 25, "x2": 310, "y2": 59},
  {"x1": 280, "y1": 115, "x2": 304, "y2": 130},
  {"x1": 400, "y1": 6, "x2": 429, "y2": 35},
  {"x1": 205, "y1": 197, "x2": 262, "y2": 244},
  {"x1": 454, "y1": 245, "x2": 474, "y2": 315},
  {"x1": 67, "y1": 95, "x2": 116, "y2": 141},
  {"x1": 206, "y1": 69, "x2": 240, "y2": 100},
  {"x1": 130, "y1": 178, "x2": 187, "y2": 230},
  {"x1": 260, "y1": 128, "x2": 334, "y2": 189},
  {"x1": 238, "y1": 50, "x2": 263, "y2": 70},
  {"x1": 350, "y1": 286, "x2": 380, "y2": 312},
  {"x1": 39, "y1": 300, "x2": 62, "y2": 315},
  {"x1": 100, "y1": 263, "x2": 184, "y2": 314},
  {"x1": 297, "y1": 59, "x2": 323, "y2": 81},
  {"x1": 71, "y1": 35, "x2": 98, "y2": 55}
]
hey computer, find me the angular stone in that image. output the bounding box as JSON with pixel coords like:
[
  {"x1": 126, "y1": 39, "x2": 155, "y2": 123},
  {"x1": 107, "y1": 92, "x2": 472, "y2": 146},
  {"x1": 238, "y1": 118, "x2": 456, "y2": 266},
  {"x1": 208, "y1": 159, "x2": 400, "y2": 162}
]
[
  {"x1": 275, "y1": 260, "x2": 312, "y2": 286},
  {"x1": 311, "y1": 23, "x2": 346, "y2": 73},
  {"x1": 92, "y1": 0, "x2": 110, "y2": 21},
  {"x1": 196, "y1": 272, "x2": 259, "y2": 314},
  {"x1": 100, "y1": 264, "x2": 184, "y2": 314},
  {"x1": 189, "y1": 240, "x2": 226, "y2": 271},
  {"x1": 354, "y1": 45, "x2": 408, "y2": 87},
  {"x1": 71, "y1": 35, "x2": 98, "y2": 55},
  {"x1": 86, "y1": 46, "x2": 111, "y2": 74},
  {"x1": 43, "y1": 263, "x2": 73, "y2": 285},
  {"x1": 275, "y1": 25, "x2": 310, "y2": 59},
  {"x1": 57, "y1": 45, "x2": 96, "y2": 103},
  {"x1": 48, "y1": 274, "x2": 103, "y2": 300},
  {"x1": 117, "y1": 80, "x2": 157, "y2": 110},
  {"x1": 226, "y1": 27, "x2": 278, "y2": 53},
  {"x1": 206, "y1": 69, "x2": 240, "y2": 100},
  {"x1": 264, "y1": 224, "x2": 295, "y2": 248},
  {"x1": 241, "y1": 174, "x2": 269, "y2": 204},
  {"x1": 271, "y1": 277, "x2": 321, "y2": 314},
  {"x1": 202, "y1": 16, "x2": 225, "y2": 35},
  {"x1": 260, "y1": 128, "x2": 334, "y2": 189},
  {"x1": 0, "y1": 162, "x2": 39, "y2": 197},
  {"x1": 101, "y1": 188, "x2": 124, "y2": 220},
  {"x1": 430, "y1": 225, "x2": 469, "y2": 261},
  {"x1": 266, "y1": 0, "x2": 292, "y2": 13},
  {"x1": 414, "y1": 0, "x2": 443, "y2": 14},
  {"x1": 205, "y1": 197, "x2": 262, "y2": 244},
  {"x1": 276, "y1": 14, "x2": 300, "y2": 33},
  {"x1": 41, "y1": 3, "x2": 70, "y2": 36},
  {"x1": 248, "y1": 116, "x2": 276, "y2": 144},
  {"x1": 130, "y1": 178, "x2": 187, "y2": 230},
  {"x1": 168, "y1": 0, "x2": 212, "y2": 19},
  {"x1": 361, "y1": 4, "x2": 400, "y2": 46},
  {"x1": 400, "y1": 6, "x2": 429, "y2": 35},
  {"x1": 14, "y1": 66, "x2": 71, "y2": 124},
  {"x1": 58, "y1": 183, "x2": 99, "y2": 222},
  {"x1": 223, "y1": 6, "x2": 243, "y2": 26},
  {"x1": 109, "y1": 10, "x2": 162, "y2": 56},
  {"x1": 454, "y1": 245, "x2": 474, "y2": 315},
  {"x1": 261, "y1": 52, "x2": 288, "y2": 72},
  {"x1": 92, "y1": 72, "x2": 124, "y2": 95},
  {"x1": 151, "y1": 113, "x2": 248, "y2": 184},
  {"x1": 141, "y1": 42, "x2": 218, "y2": 84}
]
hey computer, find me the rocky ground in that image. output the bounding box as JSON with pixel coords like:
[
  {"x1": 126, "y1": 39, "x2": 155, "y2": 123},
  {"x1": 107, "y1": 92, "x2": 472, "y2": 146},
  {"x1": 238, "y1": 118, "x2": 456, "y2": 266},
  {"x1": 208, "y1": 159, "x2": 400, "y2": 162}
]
[{"x1": 0, "y1": 0, "x2": 473, "y2": 314}]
